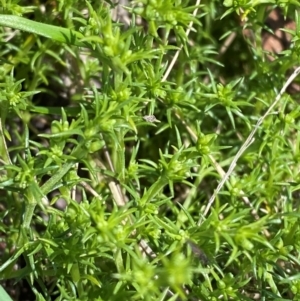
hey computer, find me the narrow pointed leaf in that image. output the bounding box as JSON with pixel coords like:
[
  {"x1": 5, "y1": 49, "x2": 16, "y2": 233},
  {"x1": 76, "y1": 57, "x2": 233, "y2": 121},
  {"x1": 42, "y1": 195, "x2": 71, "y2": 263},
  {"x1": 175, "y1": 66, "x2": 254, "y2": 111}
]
[{"x1": 0, "y1": 15, "x2": 86, "y2": 47}]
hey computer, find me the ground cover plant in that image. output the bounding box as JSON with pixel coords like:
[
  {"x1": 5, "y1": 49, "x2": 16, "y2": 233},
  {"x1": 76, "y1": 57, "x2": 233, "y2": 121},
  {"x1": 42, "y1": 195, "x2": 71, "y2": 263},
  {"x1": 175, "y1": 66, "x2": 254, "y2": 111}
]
[{"x1": 1, "y1": 0, "x2": 300, "y2": 300}]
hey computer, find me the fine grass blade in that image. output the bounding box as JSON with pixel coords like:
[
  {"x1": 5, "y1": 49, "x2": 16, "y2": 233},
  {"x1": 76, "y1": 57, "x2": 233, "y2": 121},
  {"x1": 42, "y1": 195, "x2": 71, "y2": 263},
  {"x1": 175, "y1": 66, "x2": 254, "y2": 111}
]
[{"x1": 0, "y1": 14, "x2": 86, "y2": 47}]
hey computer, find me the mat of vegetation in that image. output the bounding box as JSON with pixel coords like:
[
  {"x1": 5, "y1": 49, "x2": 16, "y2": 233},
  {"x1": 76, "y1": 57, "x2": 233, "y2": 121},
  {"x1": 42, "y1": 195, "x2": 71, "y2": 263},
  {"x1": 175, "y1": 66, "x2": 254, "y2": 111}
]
[{"x1": 1, "y1": 1, "x2": 300, "y2": 300}]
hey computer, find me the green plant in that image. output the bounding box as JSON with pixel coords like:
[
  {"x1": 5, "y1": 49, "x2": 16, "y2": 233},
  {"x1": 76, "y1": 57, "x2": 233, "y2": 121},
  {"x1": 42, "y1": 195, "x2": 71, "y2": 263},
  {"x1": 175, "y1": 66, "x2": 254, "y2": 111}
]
[{"x1": 1, "y1": 1, "x2": 300, "y2": 300}]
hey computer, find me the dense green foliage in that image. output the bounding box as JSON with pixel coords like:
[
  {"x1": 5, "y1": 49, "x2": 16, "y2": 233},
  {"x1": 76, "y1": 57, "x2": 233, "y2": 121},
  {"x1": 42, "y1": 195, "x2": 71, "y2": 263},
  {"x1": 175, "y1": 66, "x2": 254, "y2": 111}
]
[{"x1": 1, "y1": 0, "x2": 300, "y2": 300}]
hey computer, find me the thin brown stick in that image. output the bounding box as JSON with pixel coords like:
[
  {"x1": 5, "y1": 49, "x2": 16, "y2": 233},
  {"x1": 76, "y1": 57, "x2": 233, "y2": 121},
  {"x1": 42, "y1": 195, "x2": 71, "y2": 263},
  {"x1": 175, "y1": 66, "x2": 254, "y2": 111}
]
[
  {"x1": 197, "y1": 66, "x2": 300, "y2": 225},
  {"x1": 160, "y1": 5, "x2": 274, "y2": 226},
  {"x1": 101, "y1": 135, "x2": 126, "y2": 206},
  {"x1": 162, "y1": 0, "x2": 202, "y2": 83}
]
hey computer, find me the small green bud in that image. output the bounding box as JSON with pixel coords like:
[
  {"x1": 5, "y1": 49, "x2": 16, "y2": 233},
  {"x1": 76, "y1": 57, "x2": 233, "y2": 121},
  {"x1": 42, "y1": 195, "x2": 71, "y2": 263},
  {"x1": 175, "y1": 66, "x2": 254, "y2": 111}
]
[
  {"x1": 223, "y1": 0, "x2": 233, "y2": 7},
  {"x1": 88, "y1": 140, "x2": 105, "y2": 153},
  {"x1": 218, "y1": 280, "x2": 226, "y2": 289},
  {"x1": 104, "y1": 46, "x2": 114, "y2": 57},
  {"x1": 51, "y1": 121, "x2": 62, "y2": 134}
]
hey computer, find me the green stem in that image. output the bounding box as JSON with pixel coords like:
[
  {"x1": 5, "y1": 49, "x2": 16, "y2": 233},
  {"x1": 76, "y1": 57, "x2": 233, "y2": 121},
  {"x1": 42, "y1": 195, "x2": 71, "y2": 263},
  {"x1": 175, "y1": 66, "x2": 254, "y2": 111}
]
[
  {"x1": 140, "y1": 176, "x2": 168, "y2": 206},
  {"x1": 116, "y1": 130, "x2": 125, "y2": 182},
  {"x1": 40, "y1": 161, "x2": 74, "y2": 195},
  {"x1": 19, "y1": 160, "x2": 76, "y2": 243},
  {"x1": 0, "y1": 118, "x2": 12, "y2": 166},
  {"x1": 18, "y1": 141, "x2": 87, "y2": 246}
]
